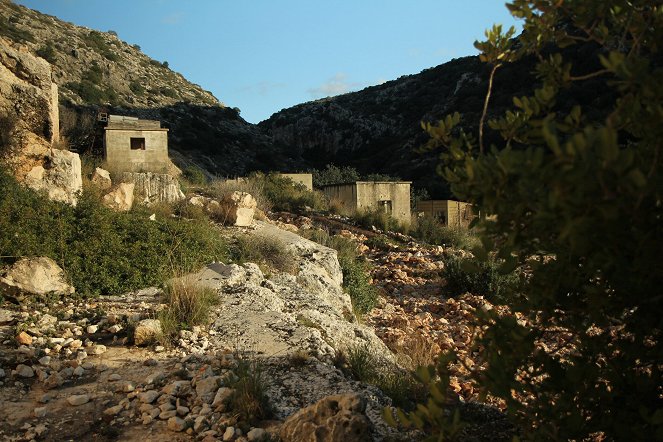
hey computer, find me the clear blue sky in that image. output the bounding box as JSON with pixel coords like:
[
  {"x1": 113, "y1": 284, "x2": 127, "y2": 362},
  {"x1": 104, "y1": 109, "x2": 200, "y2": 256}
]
[{"x1": 16, "y1": 1, "x2": 519, "y2": 123}]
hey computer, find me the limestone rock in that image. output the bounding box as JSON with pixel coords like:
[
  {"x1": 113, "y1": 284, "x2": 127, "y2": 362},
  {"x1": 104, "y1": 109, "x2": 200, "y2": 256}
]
[
  {"x1": 0, "y1": 36, "x2": 59, "y2": 144},
  {"x1": 15, "y1": 364, "x2": 34, "y2": 378},
  {"x1": 102, "y1": 182, "x2": 135, "y2": 211},
  {"x1": 91, "y1": 167, "x2": 112, "y2": 190},
  {"x1": 279, "y1": 394, "x2": 372, "y2": 442},
  {"x1": 67, "y1": 394, "x2": 90, "y2": 406},
  {"x1": 16, "y1": 331, "x2": 32, "y2": 345},
  {"x1": 0, "y1": 257, "x2": 74, "y2": 296},
  {"x1": 133, "y1": 319, "x2": 162, "y2": 346},
  {"x1": 23, "y1": 149, "x2": 83, "y2": 206},
  {"x1": 167, "y1": 416, "x2": 187, "y2": 432},
  {"x1": 121, "y1": 172, "x2": 184, "y2": 205},
  {"x1": 218, "y1": 191, "x2": 257, "y2": 226}
]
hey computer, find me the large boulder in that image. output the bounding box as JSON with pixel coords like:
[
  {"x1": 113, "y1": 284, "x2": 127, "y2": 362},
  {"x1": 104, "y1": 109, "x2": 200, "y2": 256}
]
[
  {"x1": 91, "y1": 167, "x2": 112, "y2": 190},
  {"x1": 218, "y1": 191, "x2": 257, "y2": 226},
  {"x1": 23, "y1": 149, "x2": 83, "y2": 206},
  {"x1": 121, "y1": 172, "x2": 184, "y2": 205},
  {"x1": 279, "y1": 394, "x2": 372, "y2": 442},
  {"x1": 102, "y1": 182, "x2": 135, "y2": 211},
  {"x1": 0, "y1": 257, "x2": 74, "y2": 297}
]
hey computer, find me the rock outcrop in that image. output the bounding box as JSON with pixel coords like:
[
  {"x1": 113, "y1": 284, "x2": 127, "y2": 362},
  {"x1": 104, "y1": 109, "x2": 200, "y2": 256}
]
[
  {"x1": 91, "y1": 167, "x2": 112, "y2": 190},
  {"x1": 102, "y1": 182, "x2": 135, "y2": 211},
  {"x1": 217, "y1": 191, "x2": 257, "y2": 226},
  {"x1": 23, "y1": 149, "x2": 83, "y2": 206},
  {"x1": 279, "y1": 393, "x2": 372, "y2": 442},
  {"x1": 0, "y1": 36, "x2": 58, "y2": 143},
  {"x1": 0, "y1": 257, "x2": 74, "y2": 296},
  {"x1": 120, "y1": 172, "x2": 184, "y2": 205},
  {"x1": 177, "y1": 221, "x2": 391, "y2": 363}
]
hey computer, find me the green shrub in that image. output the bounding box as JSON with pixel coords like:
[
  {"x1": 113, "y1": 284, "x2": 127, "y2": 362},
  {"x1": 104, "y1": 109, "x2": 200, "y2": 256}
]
[
  {"x1": 311, "y1": 164, "x2": 360, "y2": 187},
  {"x1": 401, "y1": 2, "x2": 663, "y2": 439},
  {"x1": 354, "y1": 207, "x2": 407, "y2": 234},
  {"x1": 129, "y1": 81, "x2": 145, "y2": 96},
  {"x1": 0, "y1": 17, "x2": 35, "y2": 43},
  {"x1": 257, "y1": 173, "x2": 328, "y2": 212},
  {"x1": 412, "y1": 216, "x2": 480, "y2": 250},
  {"x1": 182, "y1": 165, "x2": 207, "y2": 186},
  {"x1": 0, "y1": 168, "x2": 228, "y2": 296},
  {"x1": 443, "y1": 255, "x2": 520, "y2": 304},
  {"x1": 81, "y1": 30, "x2": 118, "y2": 61},
  {"x1": 36, "y1": 44, "x2": 57, "y2": 64}
]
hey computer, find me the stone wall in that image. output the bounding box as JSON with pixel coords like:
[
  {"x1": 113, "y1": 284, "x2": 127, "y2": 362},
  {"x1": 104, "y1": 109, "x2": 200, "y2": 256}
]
[{"x1": 104, "y1": 128, "x2": 170, "y2": 173}]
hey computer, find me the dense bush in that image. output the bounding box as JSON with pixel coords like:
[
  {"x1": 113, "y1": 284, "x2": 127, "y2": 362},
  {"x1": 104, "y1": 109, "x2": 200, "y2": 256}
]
[
  {"x1": 353, "y1": 207, "x2": 407, "y2": 234},
  {"x1": 396, "y1": 1, "x2": 663, "y2": 440},
  {"x1": 0, "y1": 168, "x2": 228, "y2": 296},
  {"x1": 412, "y1": 216, "x2": 479, "y2": 250},
  {"x1": 36, "y1": 44, "x2": 57, "y2": 64},
  {"x1": 311, "y1": 164, "x2": 360, "y2": 187},
  {"x1": 251, "y1": 172, "x2": 328, "y2": 212},
  {"x1": 443, "y1": 254, "x2": 520, "y2": 304}
]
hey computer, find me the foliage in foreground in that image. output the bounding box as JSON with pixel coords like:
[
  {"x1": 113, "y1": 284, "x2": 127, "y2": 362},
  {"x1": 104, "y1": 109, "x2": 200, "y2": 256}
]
[
  {"x1": 0, "y1": 168, "x2": 228, "y2": 296},
  {"x1": 394, "y1": 1, "x2": 663, "y2": 440},
  {"x1": 228, "y1": 357, "x2": 271, "y2": 425}
]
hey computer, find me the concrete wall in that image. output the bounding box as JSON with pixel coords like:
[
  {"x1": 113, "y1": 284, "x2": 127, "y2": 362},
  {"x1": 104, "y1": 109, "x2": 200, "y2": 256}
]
[
  {"x1": 322, "y1": 183, "x2": 358, "y2": 214},
  {"x1": 279, "y1": 173, "x2": 313, "y2": 191},
  {"x1": 322, "y1": 181, "x2": 411, "y2": 224},
  {"x1": 417, "y1": 200, "x2": 474, "y2": 227},
  {"x1": 356, "y1": 182, "x2": 411, "y2": 224},
  {"x1": 104, "y1": 128, "x2": 170, "y2": 173}
]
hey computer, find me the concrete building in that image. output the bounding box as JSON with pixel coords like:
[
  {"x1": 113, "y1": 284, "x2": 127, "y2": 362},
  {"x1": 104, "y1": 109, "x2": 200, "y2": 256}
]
[
  {"x1": 278, "y1": 173, "x2": 313, "y2": 191},
  {"x1": 416, "y1": 200, "x2": 475, "y2": 227},
  {"x1": 103, "y1": 115, "x2": 170, "y2": 173},
  {"x1": 321, "y1": 181, "x2": 412, "y2": 224}
]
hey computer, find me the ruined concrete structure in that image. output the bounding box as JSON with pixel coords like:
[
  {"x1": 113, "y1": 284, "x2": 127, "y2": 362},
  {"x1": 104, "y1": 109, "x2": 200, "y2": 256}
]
[
  {"x1": 103, "y1": 115, "x2": 170, "y2": 173},
  {"x1": 416, "y1": 200, "x2": 474, "y2": 227},
  {"x1": 278, "y1": 173, "x2": 313, "y2": 191},
  {"x1": 321, "y1": 181, "x2": 411, "y2": 224}
]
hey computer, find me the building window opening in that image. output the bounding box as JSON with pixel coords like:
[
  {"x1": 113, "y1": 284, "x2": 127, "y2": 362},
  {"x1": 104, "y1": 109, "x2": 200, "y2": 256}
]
[
  {"x1": 379, "y1": 200, "x2": 392, "y2": 215},
  {"x1": 130, "y1": 137, "x2": 146, "y2": 150}
]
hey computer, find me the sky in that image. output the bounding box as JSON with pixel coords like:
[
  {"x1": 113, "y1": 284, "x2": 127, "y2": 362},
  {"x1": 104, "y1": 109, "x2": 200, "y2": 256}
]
[{"x1": 16, "y1": 1, "x2": 520, "y2": 123}]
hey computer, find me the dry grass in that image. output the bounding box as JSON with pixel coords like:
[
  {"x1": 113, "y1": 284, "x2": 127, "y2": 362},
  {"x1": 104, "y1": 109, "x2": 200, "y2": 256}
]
[
  {"x1": 228, "y1": 356, "x2": 271, "y2": 424},
  {"x1": 158, "y1": 276, "x2": 219, "y2": 340},
  {"x1": 209, "y1": 178, "x2": 271, "y2": 213}
]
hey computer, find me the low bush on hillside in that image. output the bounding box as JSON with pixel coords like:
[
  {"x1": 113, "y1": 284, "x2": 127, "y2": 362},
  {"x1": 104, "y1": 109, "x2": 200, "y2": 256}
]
[
  {"x1": 229, "y1": 234, "x2": 297, "y2": 274},
  {"x1": 443, "y1": 254, "x2": 520, "y2": 305},
  {"x1": 182, "y1": 165, "x2": 207, "y2": 186},
  {"x1": 81, "y1": 30, "x2": 118, "y2": 61},
  {"x1": 36, "y1": 44, "x2": 57, "y2": 64},
  {"x1": 353, "y1": 208, "x2": 407, "y2": 234},
  {"x1": 0, "y1": 167, "x2": 228, "y2": 296},
  {"x1": 412, "y1": 215, "x2": 480, "y2": 250},
  {"x1": 342, "y1": 344, "x2": 425, "y2": 410}
]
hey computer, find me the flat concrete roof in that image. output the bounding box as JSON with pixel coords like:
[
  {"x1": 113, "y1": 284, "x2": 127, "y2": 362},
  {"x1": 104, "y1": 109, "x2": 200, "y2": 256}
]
[
  {"x1": 321, "y1": 181, "x2": 412, "y2": 187},
  {"x1": 104, "y1": 127, "x2": 169, "y2": 132}
]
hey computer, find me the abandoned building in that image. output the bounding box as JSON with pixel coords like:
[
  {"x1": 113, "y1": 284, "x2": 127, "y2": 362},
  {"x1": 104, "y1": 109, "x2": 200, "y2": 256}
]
[
  {"x1": 416, "y1": 200, "x2": 475, "y2": 227},
  {"x1": 321, "y1": 181, "x2": 412, "y2": 224},
  {"x1": 278, "y1": 173, "x2": 313, "y2": 191},
  {"x1": 103, "y1": 115, "x2": 170, "y2": 173}
]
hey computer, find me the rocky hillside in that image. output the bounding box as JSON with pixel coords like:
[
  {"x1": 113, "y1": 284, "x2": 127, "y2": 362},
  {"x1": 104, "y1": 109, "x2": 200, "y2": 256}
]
[
  {"x1": 260, "y1": 44, "x2": 611, "y2": 197},
  {"x1": 0, "y1": 0, "x2": 289, "y2": 176}
]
